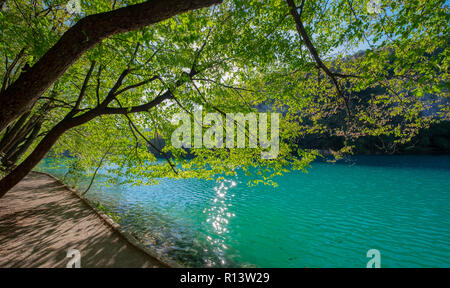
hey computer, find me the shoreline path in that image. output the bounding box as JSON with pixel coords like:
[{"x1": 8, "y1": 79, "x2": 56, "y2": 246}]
[{"x1": 0, "y1": 171, "x2": 166, "y2": 268}]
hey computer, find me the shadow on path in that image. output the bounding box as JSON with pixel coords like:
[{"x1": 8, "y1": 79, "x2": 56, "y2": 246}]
[{"x1": 0, "y1": 172, "x2": 166, "y2": 268}]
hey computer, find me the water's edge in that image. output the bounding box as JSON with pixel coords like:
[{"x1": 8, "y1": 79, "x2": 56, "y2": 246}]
[
  {"x1": 35, "y1": 155, "x2": 450, "y2": 268},
  {"x1": 33, "y1": 170, "x2": 181, "y2": 268}
]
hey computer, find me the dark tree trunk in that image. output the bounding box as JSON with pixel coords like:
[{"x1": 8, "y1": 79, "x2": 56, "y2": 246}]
[
  {"x1": 0, "y1": 122, "x2": 66, "y2": 197},
  {"x1": 2, "y1": 121, "x2": 42, "y2": 169},
  {"x1": 0, "y1": 105, "x2": 105, "y2": 197},
  {"x1": 1, "y1": 98, "x2": 54, "y2": 170},
  {"x1": 0, "y1": 114, "x2": 39, "y2": 156},
  {"x1": 0, "y1": 0, "x2": 221, "y2": 134},
  {"x1": 0, "y1": 112, "x2": 31, "y2": 155}
]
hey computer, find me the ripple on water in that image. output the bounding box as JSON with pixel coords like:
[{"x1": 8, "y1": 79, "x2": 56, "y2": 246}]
[{"x1": 37, "y1": 155, "x2": 450, "y2": 267}]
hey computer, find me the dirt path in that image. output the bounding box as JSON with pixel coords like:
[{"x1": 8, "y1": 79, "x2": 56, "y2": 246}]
[{"x1": 0, "y1": 171, "x2": 166, "y2": 268}]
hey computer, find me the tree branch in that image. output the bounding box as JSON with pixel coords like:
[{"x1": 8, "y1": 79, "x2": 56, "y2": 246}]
[
  {"x1": 102, "y1": 90, "x2": 174, "y2": 115},
  {"x1": 71, "y1": 60, "x2": 96, "y2": 115},
  {"x1": 113, "y1": 75, "x2": 159, "y2": 97},
  {"x1": 113, "y1": 97, "x2": 178, "y2": 175},
  {"x1": 95, "y1": 65, "x2": 103, "y2": 105},
  {"x1": 1, "y1": 48, "x2": 26, "y2": 93},
  {"x1": 100, "y1": 69, "x2": 130, "y2": 107},
  {"x1": 286, "y1": 0, "x2": 352, "y2": 116},
  {"x1": 81, "y1": 144, "x2": 113, "y2": 196},
  {"x1": 0, "y1": 0, "x2": 222, "y2": 134}
]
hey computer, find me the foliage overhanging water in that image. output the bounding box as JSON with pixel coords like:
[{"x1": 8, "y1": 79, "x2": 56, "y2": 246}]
[{"x1": 37, "y1": 155, "x2": 450, "y2": 267}]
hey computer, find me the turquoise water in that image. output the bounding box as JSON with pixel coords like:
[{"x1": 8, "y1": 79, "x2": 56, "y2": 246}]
[{"x1": 37, "y1": 155, "x2": 450, "y2": 267}]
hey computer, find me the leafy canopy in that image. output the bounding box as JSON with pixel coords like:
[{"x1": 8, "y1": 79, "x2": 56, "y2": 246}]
[{"x1": 1, "y1": 0, "x2": 448, "y2": 186}]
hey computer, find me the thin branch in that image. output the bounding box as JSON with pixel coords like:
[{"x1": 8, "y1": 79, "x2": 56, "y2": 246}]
[
  {"x1": 191, "y1": 80, "x2": 226, "y2": 116},
  {"x1": 71, "y1": 60, "x2": 96, "y2": 114},
  {"x1": 346, "y1": 0, "x2": 374, "y2": 50},
  {"x1": 1, "y1": 48, "x2": 26, "y2": 93},
  {"x1": 39, "y1": 97, "x2": 75, "y2": 109},
  {"x1": 95, "y1": 65, "x2": 103, "y2": 105},
  {"x1": 332, "y1": 72, "x2": 362, "y2": 79},
  {"x1": 113, "y1": 75, "x2": 159, "y2": 96},
  {"x1": 100, "y1": 69, "x2": 130, "y2": 107},
  {"x1": 127, "y1": 119, "x2": 143, "y2": 162},
  {"x1": 113, "y1": 97, "x2": 178, "y2": 175},
  {"x1": 102, "y1": 90, "x2": 174, "y2": 115},
  {"x1": 102, "y1": 67, "x2": 204, "y2": 115},
  {"x1": 128, "y1": 42, "x2": 141, "y2": 69},
  {"x1": 298, "y1": 0, "x2": 306, "y2": 16},
  {"x1": 81, "y1": 144, "x2": 113, "y2": 196},
  {"x1": 142, "y1": 46, "x2": 163, "y2": 67},
  {"x1": 286, "y1": 0, "x2": 352, "y2": 116},
  {"x1": 191, "y1": 77, "x2": 259, "y2": 92},
  {"x1": 171, "y1": 92, "x2": 192, "y2": 115},
  {"x1": 191, "y1": 80, "x2": 257, "y2": 149},
  {"x1": 191, "y1": 26, "x2": 213, "y2": 74}
]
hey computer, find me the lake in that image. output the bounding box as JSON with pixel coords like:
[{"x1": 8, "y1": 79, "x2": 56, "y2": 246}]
[{"x1": 36, "y1": 155, "x2": 450, "y2": 267}]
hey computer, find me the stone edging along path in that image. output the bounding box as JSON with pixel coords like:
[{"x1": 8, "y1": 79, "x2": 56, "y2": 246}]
[
  {"x1": 0, "y1": 170, "x2": 184, "y2": 267},
  {"x1": 36, "y1": 171, "x2": 183, "y2": 268}
]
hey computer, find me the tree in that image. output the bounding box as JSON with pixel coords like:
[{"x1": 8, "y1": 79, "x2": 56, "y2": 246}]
[
  {"x1": 0, "y1": 0, "x2": 448, "y2": 198},
  {"x1": 0, "y1": 0, "x2": 222, "y2": 134},
  {"x1": 1, "y1": 0, "x2": 305, "y2": 195},
  {"x1": 262, "y1": 0, "x2": 448, "y2": 158}
]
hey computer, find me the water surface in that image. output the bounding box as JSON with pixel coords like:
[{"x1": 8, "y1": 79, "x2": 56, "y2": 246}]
[{"x1": 37, "y1": 155, "x2": 450, "y2": 267}]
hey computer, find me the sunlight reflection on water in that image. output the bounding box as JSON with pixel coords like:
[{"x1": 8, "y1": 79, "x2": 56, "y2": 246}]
[
  {"x1": 203, "y1": 179, "x2": 237, "y2": 266},
  {"x1": 37, "y1": 155, "x2": 450, "y2": 267}
]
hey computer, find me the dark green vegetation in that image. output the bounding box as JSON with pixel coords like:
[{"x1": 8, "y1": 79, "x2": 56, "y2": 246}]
[{"x1": 0, "y1": 0, "x2": 448, "y2": 196}]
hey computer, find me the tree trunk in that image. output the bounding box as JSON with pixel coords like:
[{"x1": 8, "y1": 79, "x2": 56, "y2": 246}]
[
  {"x1": 0, "y1": 114, "x2": 39, "y2": 156},
  {"x1": 0, "y1": 105, "x2": 102, "y2": 197},
  {"x1": 0, "y1": 0, "x2": 221, "y2": 134},
  {"x1": 1, "y1": 98, "x2": 53, "y2": 169},
  {"x1": 3, "y1": 121, "x2": 42, "y2": 168},
  {"x1": 0, "y1": 123, "x2": 65, "y2": 197},
  {"x1": 0, "y1": 112, "x2": 31, "y2": 155},
  {"x1": 0, "y1": 76, "x2": 175, "y2": 197}
]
